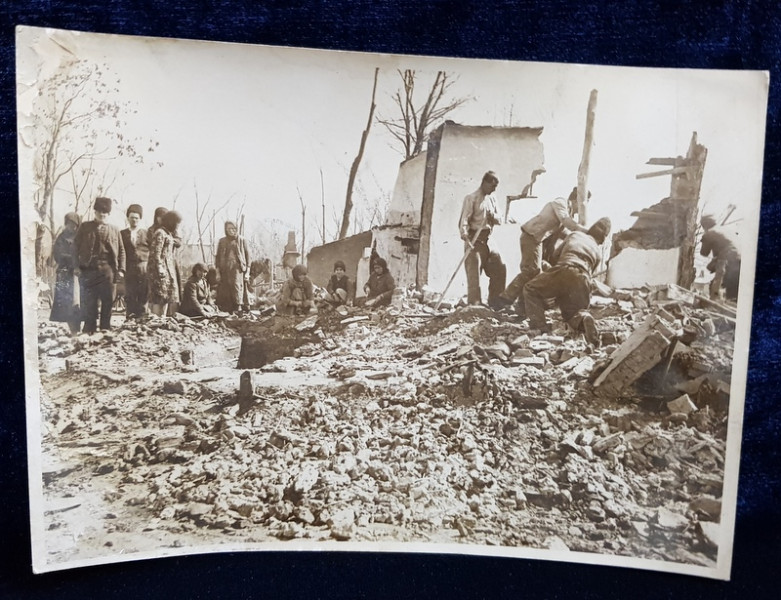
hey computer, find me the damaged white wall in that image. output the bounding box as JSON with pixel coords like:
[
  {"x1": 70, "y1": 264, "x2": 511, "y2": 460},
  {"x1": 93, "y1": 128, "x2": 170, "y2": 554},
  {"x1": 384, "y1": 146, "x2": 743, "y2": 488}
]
[
  {"x1": 386, "y1": 153, "x2": 426, "y2": 227},
  {"x1": 606, "y1": 247, "x2": 680, "y2": 289},
  {"x1": 423, "y1": 123, "x2": 545, "y2": 299}
]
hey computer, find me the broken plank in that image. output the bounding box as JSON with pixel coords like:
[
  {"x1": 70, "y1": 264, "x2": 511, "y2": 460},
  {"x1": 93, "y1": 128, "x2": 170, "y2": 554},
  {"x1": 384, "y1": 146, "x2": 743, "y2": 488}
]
[
  {"x1": 635, "y1": 166, "x2": 695, "y2": 179},
  {"x1": 693, "y1": 293, "x2": 737, "y2": 318}
]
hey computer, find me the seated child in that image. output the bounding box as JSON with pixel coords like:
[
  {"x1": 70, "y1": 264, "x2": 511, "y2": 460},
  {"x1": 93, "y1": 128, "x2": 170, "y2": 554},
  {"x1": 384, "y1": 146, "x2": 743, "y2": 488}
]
[
  {"x1": 364, "y1": 257, "x2": 395, "y2": 308},
  {"x1": 181, "y1": 263, "x2": 217, "y2": 318},
  {"x1": 277, "y1": 264, "x2": 315, "y2": 315},
  {"x1": 325, "y1": 260, "x2": 354, "y2": 306}
]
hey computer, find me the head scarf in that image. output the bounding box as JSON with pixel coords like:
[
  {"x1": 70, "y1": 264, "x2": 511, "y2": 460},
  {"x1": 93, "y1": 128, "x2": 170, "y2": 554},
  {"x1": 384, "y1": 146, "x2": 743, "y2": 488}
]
[{"x1": 224, "y1": 221, "x2": 238, "y2": 236}]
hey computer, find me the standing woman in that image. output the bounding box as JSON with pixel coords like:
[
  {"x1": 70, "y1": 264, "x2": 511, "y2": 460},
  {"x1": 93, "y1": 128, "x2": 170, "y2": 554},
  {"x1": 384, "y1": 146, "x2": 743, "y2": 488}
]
[
  {"x1": 147, "y1": 210, "x2": 182, "y2": 316},
  {"x1": 215, "y1": 220, "x2": 251, "y2": 313},
  {"x1": 50, "y1": 212, "x2": 82, "y2": 334}
]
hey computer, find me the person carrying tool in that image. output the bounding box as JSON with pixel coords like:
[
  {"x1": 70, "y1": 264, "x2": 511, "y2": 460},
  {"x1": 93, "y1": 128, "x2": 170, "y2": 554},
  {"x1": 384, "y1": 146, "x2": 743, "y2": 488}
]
[
  {"x1": 458, "y1": 171, "x2": 504, "y2": 306},
  {"x1": 700, "y1": 214, "x2": 741, "y2": 301}
]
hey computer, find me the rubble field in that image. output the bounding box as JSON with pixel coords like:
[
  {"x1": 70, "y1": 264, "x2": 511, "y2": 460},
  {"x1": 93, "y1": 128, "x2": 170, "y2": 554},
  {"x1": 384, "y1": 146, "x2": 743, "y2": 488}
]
[{"x1": 35, "y1": 284, "x2": 734, "y2": 568}]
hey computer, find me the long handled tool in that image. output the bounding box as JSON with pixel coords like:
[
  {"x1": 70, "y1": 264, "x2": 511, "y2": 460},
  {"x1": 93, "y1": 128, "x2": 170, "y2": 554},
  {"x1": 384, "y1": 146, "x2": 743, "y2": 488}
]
[{"x1": 434, "y1": 227, "x2": 484, "y2": 311}]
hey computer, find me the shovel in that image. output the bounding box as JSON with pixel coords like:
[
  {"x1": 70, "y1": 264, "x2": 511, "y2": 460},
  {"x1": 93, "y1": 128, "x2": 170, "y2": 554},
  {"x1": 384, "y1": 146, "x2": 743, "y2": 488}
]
[{"x1": 434, "y1": 227, "x2": 484, "y2": 311}]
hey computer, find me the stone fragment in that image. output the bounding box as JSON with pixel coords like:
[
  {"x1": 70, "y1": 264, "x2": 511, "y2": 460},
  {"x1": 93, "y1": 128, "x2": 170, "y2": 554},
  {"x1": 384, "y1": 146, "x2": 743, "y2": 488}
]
[
  {"x1": 484, "y1": 342, "x2": 511, "y2": 359},
  {"x1": 183, "y1": 502, "x2": 213, "y2": 518},
  {"x1": 508, "y1": 335, "x2": 530, "y2": 349},
  {"x1": 698, "y1": 521, "x2": 720, "y2": 548},
  {"x1": 529, "y1": 339, "x2": 555, "y2": 352},
  {"x1": 572, "y1": 357, "x2": 595, "y2": 378},
  {"x1": 294, "y1": 315, "x2": 319, "y2": 331},
  {"x1": 655, "y1": 507, "x2": 688, "y2": 530},
  {"x1": 162, "y1": 380, "x2": 188, "y2": 395},
  {"x1": 545, "y1": 536, "x2": 570, "y2": 551},
  {"x1": 667, "y1": 394, "x2": 697, "y2": 415},
  {"x1": 593, "y1": 314, "x2": 677, "y2": 395},
  {"x1": 592, "y1": 432, "x2": 623, "y2": 454},
  {"x1": 689, "y1": 496, "x2": 722, "y2": 521},
  {"x1": 658, "y1": 283, "x2": 696, "y2": 305},
  {"x1": 558, "y1": 357, "x2": 581, "y2": 371},
  {"x1": 586, "y1": 500, "x2": 605, "y2": 522},
  {"x1": 674, "y1": 375, "x2": 708, "y2": 395},
  {"x1": 511, "y1": 356, "x2": 545, "y2": 368},
  {"x1": 328, "y1": 508, "x2": 355, "y2": 540}
]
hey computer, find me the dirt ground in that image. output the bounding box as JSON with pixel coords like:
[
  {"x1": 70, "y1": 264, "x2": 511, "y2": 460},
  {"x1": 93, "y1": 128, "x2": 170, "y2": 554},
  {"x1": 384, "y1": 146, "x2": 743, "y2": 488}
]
[{"x1": 33, "y1": 287, "x2": 733, "y2": 569}]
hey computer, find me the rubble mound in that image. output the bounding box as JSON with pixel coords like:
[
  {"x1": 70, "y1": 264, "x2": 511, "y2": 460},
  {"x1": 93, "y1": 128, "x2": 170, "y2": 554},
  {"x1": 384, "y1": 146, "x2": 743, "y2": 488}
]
[{"x1": 36, "y1": 284, "x2": 735, "y2": 567}]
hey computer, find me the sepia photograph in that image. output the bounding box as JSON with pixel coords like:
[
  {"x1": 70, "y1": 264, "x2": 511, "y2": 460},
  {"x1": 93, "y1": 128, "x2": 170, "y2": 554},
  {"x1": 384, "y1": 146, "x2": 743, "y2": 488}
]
[{"x1": 16, "y1": 25, "x2": 767, "y2": 578}]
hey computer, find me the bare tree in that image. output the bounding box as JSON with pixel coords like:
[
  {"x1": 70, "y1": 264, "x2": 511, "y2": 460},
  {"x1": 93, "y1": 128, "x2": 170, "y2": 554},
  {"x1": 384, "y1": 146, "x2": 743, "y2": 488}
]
[
  {"x1": 340, "y1": 67, "x2": 379, "y2": 240},
  {"x1": 320, "y1": 168, "x2": 326, "y2": 245},
  {"x1": 377, "y1": 70, "x2": 471, "y2": 160},
  {"x1": 193, "y1": 182, "x2": 232, "y2": 263},
  {"x1": 30, "y1": 59, "x2": 160, "y2": 235},
  {"x1": 296, "y1": 186, "x2": 307, "y2": 259}
]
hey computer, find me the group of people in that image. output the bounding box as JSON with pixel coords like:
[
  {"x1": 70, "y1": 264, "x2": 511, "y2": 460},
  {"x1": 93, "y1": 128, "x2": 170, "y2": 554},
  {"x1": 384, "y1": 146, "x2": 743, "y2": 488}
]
[
  {"x1": 458, "y1": 170, "x2": 743, "y2": 345},
  {"x1": 275, "y1": 257, "x2": 396, "y2": 316},
  {"x1": 49, "y1": 181, "x2": 740, "y2": 339},
  {"x1": 49, "y1": 196, "x2": 254, "y2": 334},
  {"x1": 459, "y1": 171, "x2": 611, "y2": 345}
]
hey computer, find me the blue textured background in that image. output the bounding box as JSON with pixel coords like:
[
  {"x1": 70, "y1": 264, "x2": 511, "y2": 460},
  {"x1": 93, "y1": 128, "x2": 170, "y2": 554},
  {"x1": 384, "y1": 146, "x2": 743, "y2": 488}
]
[{"x1": 1, "y1": 2, "x2": 779, "y2": 598}]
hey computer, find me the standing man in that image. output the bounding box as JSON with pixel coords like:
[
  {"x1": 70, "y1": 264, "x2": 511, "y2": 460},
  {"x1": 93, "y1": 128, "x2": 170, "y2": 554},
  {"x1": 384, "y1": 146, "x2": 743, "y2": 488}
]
[
  {"x1": 523, "y1": 217, "x2": 611, "y2": 345},
  {"x1": 73, "y1": 196, "x2": 126, "y2": 333},
  {"x1": 458, "y1": 171, "x2": 503, "y2": 306},
  {"x1": 496, "y1": 192, "x2": 588, "y2": 316},
  {"x1": 700, "y1": 214, "x2": 741, "y2": 301},
  {"x1": 120, "y1": 203, "x2": 149, "y2": 319}
]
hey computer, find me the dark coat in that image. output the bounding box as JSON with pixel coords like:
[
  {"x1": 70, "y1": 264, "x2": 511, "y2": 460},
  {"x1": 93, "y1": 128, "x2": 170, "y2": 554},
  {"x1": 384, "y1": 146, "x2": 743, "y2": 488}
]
[
  {"x1": 50, "y1": 228, "x2": 80, "y2": 323},
  {"x1": 180, "y1": 276, "x2": 214, "y2": 318},
  {"x1": 365, "y1": 270, "x2": 395, "y2": 305},
  {"x1": 121, "y1": 227, "x2": 149, "y2": 271},
  {"x1": 73, "y1": 220, "x2": 126, "y2": 275}
]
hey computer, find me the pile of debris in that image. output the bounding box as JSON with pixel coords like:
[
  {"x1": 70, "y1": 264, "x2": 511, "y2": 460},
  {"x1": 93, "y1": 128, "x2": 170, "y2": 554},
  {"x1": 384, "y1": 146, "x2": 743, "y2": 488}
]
[{"x1": 35, "y1": 281, "x2": 734, "y2": 566}]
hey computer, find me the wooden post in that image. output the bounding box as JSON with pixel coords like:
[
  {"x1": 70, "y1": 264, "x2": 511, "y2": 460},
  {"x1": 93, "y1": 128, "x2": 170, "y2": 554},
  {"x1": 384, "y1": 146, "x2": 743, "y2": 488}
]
[{"x1": 577, "y1": 89, "x2": 598, "y2": 225}]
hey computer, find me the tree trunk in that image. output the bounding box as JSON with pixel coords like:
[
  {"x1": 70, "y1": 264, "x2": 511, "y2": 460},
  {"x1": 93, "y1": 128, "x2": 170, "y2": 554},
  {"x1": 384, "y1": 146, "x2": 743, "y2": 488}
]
[{"x1": 339, "y1": 67, "x2": 379, "y2": 240}]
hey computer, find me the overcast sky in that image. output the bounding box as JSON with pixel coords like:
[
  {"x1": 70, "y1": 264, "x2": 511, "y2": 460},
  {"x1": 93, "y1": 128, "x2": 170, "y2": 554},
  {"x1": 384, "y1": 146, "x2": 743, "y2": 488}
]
[{"x1": 17, "y1": 26, "x2": 768, "y2": 252}]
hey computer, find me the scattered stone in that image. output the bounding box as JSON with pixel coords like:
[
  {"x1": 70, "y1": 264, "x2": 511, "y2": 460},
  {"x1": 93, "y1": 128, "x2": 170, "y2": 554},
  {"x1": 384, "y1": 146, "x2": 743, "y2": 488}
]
[
  {"x1": 655, "y1": 507, "x2": 688, "y2": 530},
  {"x1": 698, "y1": 521, "x2": 720, "y2": 548},
  {"x1": 689, "y1": 496, "x2": 722, "y2": 521},
  {"x1": 667, "y1": 394, "x2": 698, "y2": 415}
]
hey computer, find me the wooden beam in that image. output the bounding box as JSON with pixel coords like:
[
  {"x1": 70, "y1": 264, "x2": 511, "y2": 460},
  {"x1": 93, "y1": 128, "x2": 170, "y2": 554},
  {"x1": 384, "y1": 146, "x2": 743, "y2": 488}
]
[
  {"x1": 646, "y1": 157, "x2": 679, "y2": 166},
  {"x1": 576, "y1": 89, "x2": 598, "y2": 225},
  {"x1": 635, "y1": 165, "x2": 695, "y2": 180}
]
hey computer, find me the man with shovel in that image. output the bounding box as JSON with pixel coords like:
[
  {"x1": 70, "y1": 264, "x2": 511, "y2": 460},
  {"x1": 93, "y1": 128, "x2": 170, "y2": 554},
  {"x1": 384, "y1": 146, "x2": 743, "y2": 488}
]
[{"x1": 457, "y1": 171, "x2": 505, "y2": 306}]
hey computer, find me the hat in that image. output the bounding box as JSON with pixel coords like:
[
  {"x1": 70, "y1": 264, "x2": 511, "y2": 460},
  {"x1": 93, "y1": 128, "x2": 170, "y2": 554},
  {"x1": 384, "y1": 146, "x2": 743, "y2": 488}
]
[
  {"x1": 126, "y1": 204, "x2": 143, "y2": 218},
  {"x1": 292, "y1": 264, "x2": 308, "y2": 277},
  {"x1": 192, "y1": 262, "x2": 207, "y2": 276},
  {"x1": 64, "y1": 212, "x2": 81, "y2": 227},
  {"x1": 700, "y1": 214, "x2": 717, "y2": 229},
  {"x1": 334, "y1": 260, "x2": 346, "y2": 271},
  {"x1": 587, "y1": 217, "x2": 612, "y2": 243},
  {"x1": 93, "y1": 197, "x2": 112, "y2": 213}
]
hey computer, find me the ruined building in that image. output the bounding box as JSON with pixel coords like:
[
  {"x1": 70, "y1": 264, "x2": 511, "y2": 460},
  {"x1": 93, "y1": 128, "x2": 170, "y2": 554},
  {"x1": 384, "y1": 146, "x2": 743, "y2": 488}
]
[
  {"x1": 607, "y1": 132, "x2": 708, "y2": 289},
  {"x1": 307, "y1": 121, "x2": 546, "y2": 299}
]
